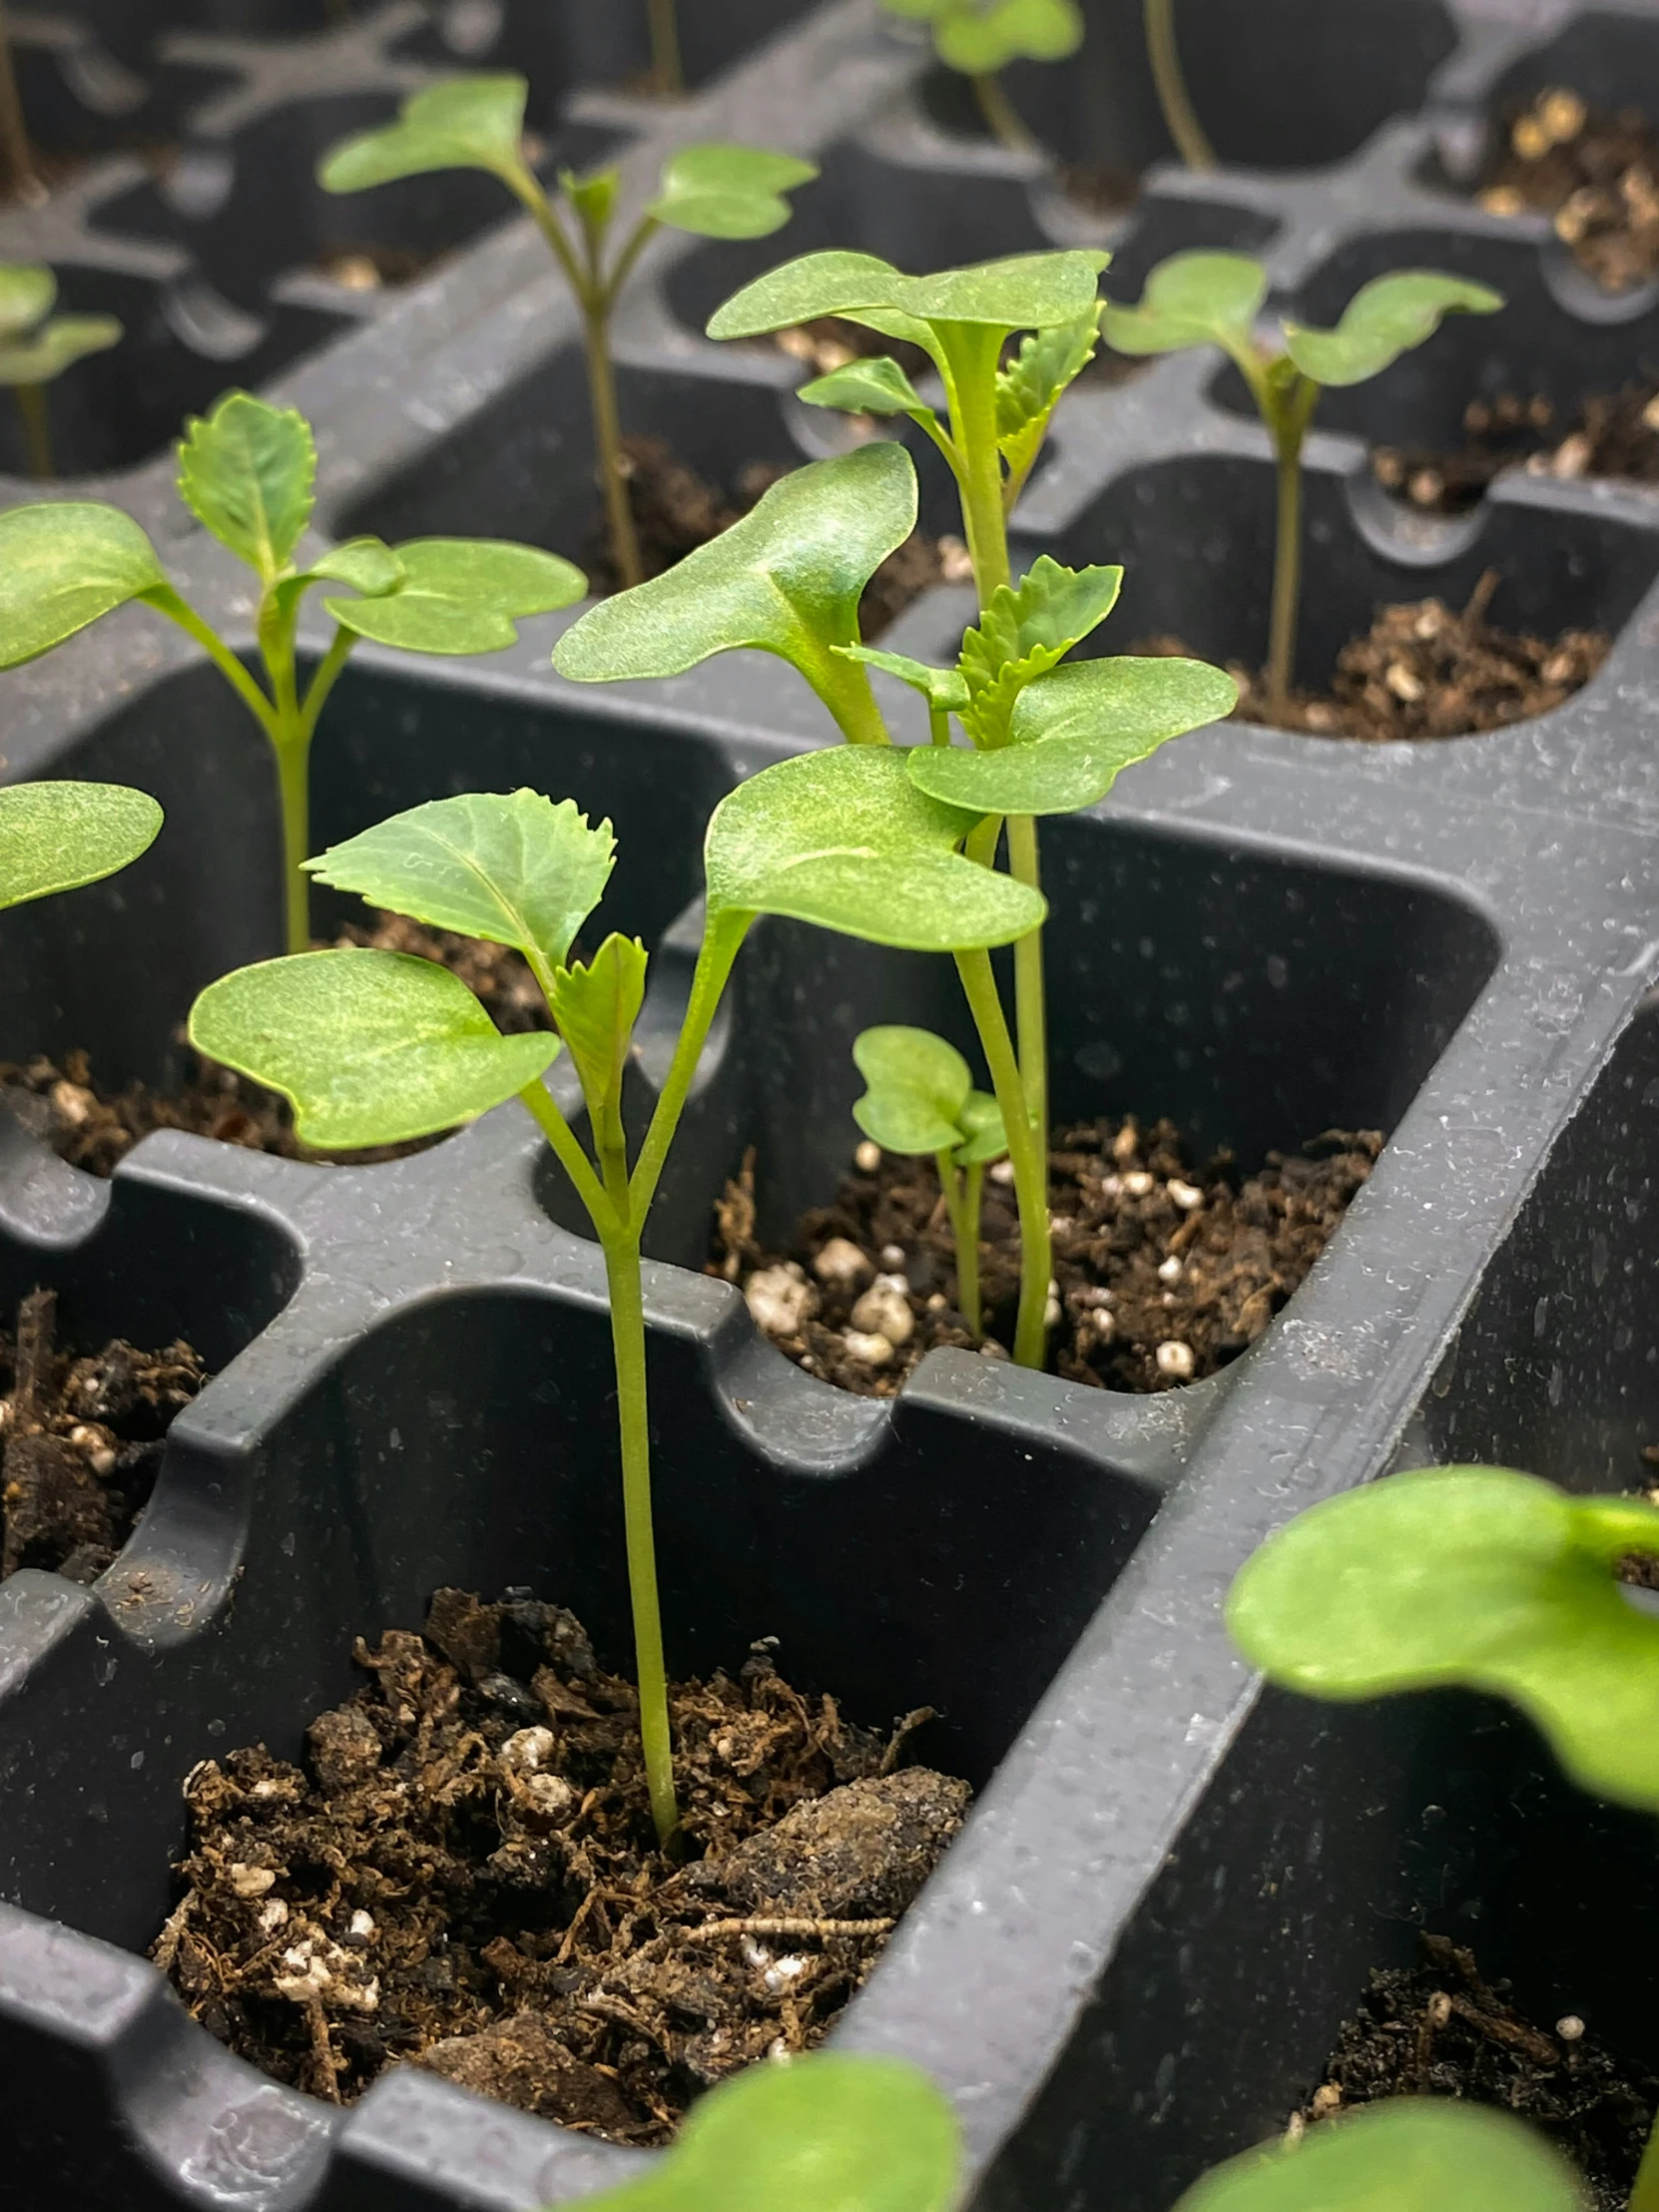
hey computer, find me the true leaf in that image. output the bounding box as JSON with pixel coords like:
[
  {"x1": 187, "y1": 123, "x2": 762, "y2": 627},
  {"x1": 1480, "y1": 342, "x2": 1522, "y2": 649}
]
[
  {"x1": 954, "y1": 1089, "x2": 1007, "y2": 1166},
  {"x1": 0, "y1": 313, "x2": 122, "y2": 387},
  {"x1": 798, "y1": 353, "x2": 936, "y2": 428},
  {"x1": 932, "y1": 0, "x2": 1084, "y2": 75},
  {"x1": 995, "y1": 305, "x2": 1100, "y2": 484},
  {"x1": 325, "y1": 539, "x2": 585, "y2": 654},
  {"x1": 1283, "y1": 271, "x2": 1504, "y2": 387},
  {"x1": 1103, "y1": 251, "x2": 1268, "y2": 357},
  {"x1": 707, "y1": 247, "x2": 1107, "y2": 342},
  {"x1": 306, "y1": 791, "x2": 615, "y2": 981},
  {"x1": 852, "y1": 1024, "x2": 973, "y2": 1155},
  {"x1": 318, "y1": 74, "x2": 528, "y2": 193},
  {"x1": 579, "y1": 2051, "x2": 960, "y2": 2212},
  {"x1": 274, "y1": 536, "x2": 403, "y2": 623},
  {"x1": 1174, "y1": 2097, "x2": 1585, "y2": 2212},
  {"x1": 0, "y1": 264, "x2": 55, "y2": 341},
  {"x1": 188, "y1": 948, "x2": 558, "y2": 1150},
  {"x1": 176, "y1": 391, "x2": 316, "y2": 581},
  {"x1": 647, "y1": 145, "x2": 819, "y2": 241},
  {"x1": 0, "y1": 503, "x2": 168, "y2": 667},
  {"x1": 550, "y1": 931, "x2": 649, "y2": 1128},
  {"x1": 1226, "y1": 1465, "x2": 1659, "y2": 1814},
  {"x1": 561, "y1": 163, "x2": 620, "y2": 238},
  {"x1": 957, "y1": 554, "x2": 1123, "y2": 749},
  {"x1": 910, "y1": 654, "x2": 1237, "y2": 814},
  {"x1": 0, "y1": 781, "x2": 162, "y2": 911},
  {"x1": 704, "y1": 743, "x2": 1043, "y2": 950},
  {"x1": 836, "y1": 644, "x2": 969, "y2": 714}
]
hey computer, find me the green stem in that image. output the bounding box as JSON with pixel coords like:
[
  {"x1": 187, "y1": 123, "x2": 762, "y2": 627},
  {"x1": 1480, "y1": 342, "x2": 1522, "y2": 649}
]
[
  {"x1": 936, "y1": 1151, "x2": 982, "y2": 1338},
  {"x1": 1261, "y1": 384, "x2": 1316, "y2": 720},
  {"x1": 144, "y1": 587, "x2": 281, "y2": 742},
  {"x1": 298, "y1": 626, "x2": 355, "y2": 745},
  {"x1": 273, "y1": 737, "x2": 310, "y2": 955},
  {"x1": 945, "y1": 330, "x2": 1014, "y2": 606},
  {"x1": 517, "y1": 1073, "x2": 620, "y2": 1238},
  {"x1": 971, "y1": 71, "x2": 1037, "y2": 156},
  {"x1": 928, "y1": 704, "x2": 950, "y2": 748},
  {"x1": 954, "y1": 947, "x2": 1049, "y2": 1370},
  {"x1": 584, "y1": 298, "x2": 644, "y2": 589},
  {"x1": 1007, "y1": 812, "x2": 1047, "y2": 1150},
  {"x1": 13, "y1": 381, "x2": 50, "y2": 478},
  {"x1": 0, "y1": 6, "x2": 38, "y2": 202},
  {"x1": 629, "y1": 915, "x2": 747, "y2": 1226},
  {"x1": 647, "y1": 0, "x2": 684, "y2": 96},
  {"x1": 1632, "y1": 2121, "x2": 1659, "y2": 2212},
  {"x1": 1144, "y1": 0, "x2": 1216, "y2": 170}
]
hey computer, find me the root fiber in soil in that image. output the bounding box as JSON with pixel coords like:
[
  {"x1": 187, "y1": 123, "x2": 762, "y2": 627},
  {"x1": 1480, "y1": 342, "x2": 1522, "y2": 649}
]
[
  {"x1": 713, "y1": 1116, "x2": 1381, "y2": 1398},
  {"x1": 155, "y1": 1588, "x2": 965, "y2": 2139},
  {"x1": 0, "y1": 1287, "x2": 207, "y2": 1583},
  {"x1": 1478, "y1": 86, "x2": 1659, "y2": 293}
]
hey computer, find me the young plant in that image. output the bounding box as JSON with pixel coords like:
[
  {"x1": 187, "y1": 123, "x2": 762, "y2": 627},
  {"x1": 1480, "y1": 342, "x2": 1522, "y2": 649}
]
[
  {"x1": 1103, "y1": 255, "x2": 1504, "y2": 718},
  {"x1": 555, "y1": 414, "x2": 1236, "y2": 1369},
  {"x1": 0, "y1": 2, "x2": 35, "y2": 205},
  {"x1": 878, "y1": 0, "x2": 1083, "y2": 156},
  {"x1": 0, "y1": 265, "x2": 121, "y2": 481},
  {"x1": 647, "y1": 0, "x2": 683, "y2": 98},
  {"x1": 188, "y1": 748, "x2": 1041, "y2": 1843},
  {"x1": 0, "y1": 780, "x2": 162, "y2": 912},
  {"x1": 1143, "y1": 0, "x2": 1215, "y2": 173},
  {"x1": 852, "y1": 1025, "x2": 1005, "y2": 1340},
  {"x1": 0, "y1": 388, "x2": 581, "y2": 959},
  {"x1": 317, "y1": 77, "x2": 817, "y2": 590}
]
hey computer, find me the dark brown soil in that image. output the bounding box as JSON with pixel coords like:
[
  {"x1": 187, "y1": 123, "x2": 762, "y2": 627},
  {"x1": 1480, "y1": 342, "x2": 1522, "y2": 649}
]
[
  {"x1": 154, "y1": 1586, "x2": 965, "y2": 2138},
  {"x1": 0, "y1": 1287, "x2": 206, "y2": 1584},
  {"x1": 1297, "y1": 1933, "x2": 1655, "y2": 2212},
  {"x1": 712, "y1": 1116, "x2": 1380, "y2": 1398},
  {"x1": 0, "y1": 912, "x2": 548, "y2": 1178},
  {"x1": 1374, "y1": 383, "x2": 1659, "y2": 515},
  {"x1": 1478, "y1": 87, "x2": 1659, "y2": 292}
]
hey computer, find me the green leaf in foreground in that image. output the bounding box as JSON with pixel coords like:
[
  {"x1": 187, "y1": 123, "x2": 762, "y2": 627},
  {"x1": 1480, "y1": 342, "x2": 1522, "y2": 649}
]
[
  {"x1": 0, "y1": 264, "x2": 57, "y2": 341},
  {"x1": 1282, "y1": 272, "x2": 1504, "y2": 387},
  {"x1": 325, "y1": 538, "x2": 585, "y2": 654},
  {"x1": 1174, "y1": 2098, "x2": 1585, "y2": 2212},
  {"x1": 0, "y1": 313, "x2": 122, "y2": 387},
  {"x1": 797, "y1": 352, "x2": 937, "y2": 429},
  {"x1": 550, "y1": 932, "x2": 649, "y2": 1128},
  {"x1": 176, "y1": 390, "x2": 316, "y2": 581},
  {"x1": 1226, "y1": 1465, "x2": 1659, "y2": 1814},
  {"x1": 318, "y1": 74, "x2": 528, "y2": 193},
  {"x1": 189, "y1": 948, "x2": 558, "y2": 1150},
  {"x1": 707, "y1": 246, "x2": 1107, "y2": 342},
  {"x1": 957, "y1": 554, "x2": 1124, "y2": 749},
  {"x1": 647, "y1": 145, "x2": 819, "y2": 241},
  {"x1": 1102, "y1": 251, "x2": 1268, "y2": 359},
  {"x1": 0, "y1": 781, "x2": 163, "y2": 911},
  {"x1": 853, "y1": 1024, "x2": 974, "y2": 1154},
  {"x1": 579, "y1": 2052, "x2": 960, "y2": 2212},
  {"x1": 0, "y1": 502, "x2": 168, "y2": 667}
]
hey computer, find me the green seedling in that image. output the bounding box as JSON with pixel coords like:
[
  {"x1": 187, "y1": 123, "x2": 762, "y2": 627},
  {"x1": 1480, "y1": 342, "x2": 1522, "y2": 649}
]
[
  {"x1": 0, "y1": 780, "x2": 162, "y2": 912},
  {"x1": 189, "y1": 747, "x2": 1041, "y2": 1843},
  {"x1": 1144, "y1": 0, "x2": 1215, "y2": 172},
  {"x1": 0, "y1": 265, "x2": 122, "y2": 481},
  {"x1": 318, "y1": 76, "x2": 816, "y2": 590},
  {"x1": 0, "y1": 2, "x2": 35, "y2": 204},
  {"x1": 556, "y1": 412, "x2": 1235, "y2": 1369},
  {"x1": 852, "y1": 1025, "x2": 1005, "y2": 1339},
  {"x1": 0, "y1": 388, "x2": 581, "y2": 958},
  {"x1": 879, "y1": 0, "x2": 1083, "y2": 156},
  {"x1": 1104, "y1": 254, "x2": 1504, "y2": 718},
  {"x1": 647, "y1": 0, "x2": 683, "y2": 97}
]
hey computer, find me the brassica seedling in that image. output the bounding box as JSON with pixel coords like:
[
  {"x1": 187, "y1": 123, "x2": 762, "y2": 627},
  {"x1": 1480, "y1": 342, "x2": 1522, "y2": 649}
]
[
  {"x1": 0, "y1": 388, "x2": 581, "y2": 959},
  {"x1": 879, "y1": 0, "x2": 1083, "y2": 156},
  {"x1": 0, "y1": 265, "x2": 121, "y2": 481},
  {"x1": 0, "y1": 780, "x2": 162, "y2": 911},
  {"x1": 852, "y1": 1025, "x2": 1004, "y2": 1340},
  {"x1": 189, "y1": 748, "x2": 1041, "y2": 1841},
  {"x1": 556, "y1": 410, "x2": 1236, "y2": 1369},
  {"x1": 317, "y1": 77, "x2": 816, "y2": 590},
  {"x1": 1104, "y1": 255, "x2": 1504, "y2": 718},
  {"x1": 1143, "y1": 0, "x2": 1214, "y2": 172}
]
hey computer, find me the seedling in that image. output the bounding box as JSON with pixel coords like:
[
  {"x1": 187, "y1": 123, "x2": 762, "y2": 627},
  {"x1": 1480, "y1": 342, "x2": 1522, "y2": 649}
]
[
  {"x1": 317, "y1": 77, "x2": 816, "y2": 590},
  {"x1": 1104, "y1": 254, "x2": 1504, "y2": 717},
  {"x1": 0, "y1": 265, "x2": 121, "y2": 481},
  {"x1": 647, "y1": 0, "x2": 683, "y2": 97},
  {"x1": 0, "y1": 780, "x2": 162, "y2": 913},
  {"x1": 0, "y1": 388, "x2": 581, "y2": 959},
  {"x1": 852, "y1": 1025, "x2": 1004, "y2": 1339},
  {"x1": 879, "y1": 0, "x2": 1083, "y2": 156},
  {"x1": 0, "y1": 2, "x2": 35, "y2": 205},
  {"x1": 189, "y1": 748, "x2": 1041, "y2": 1841},
  {"x1": 556, "y1": 408, "x2": 1236, "y2": 1369},
  {"x1": 1144, "y1": 0, "x2": 1214, "y2": 172}
]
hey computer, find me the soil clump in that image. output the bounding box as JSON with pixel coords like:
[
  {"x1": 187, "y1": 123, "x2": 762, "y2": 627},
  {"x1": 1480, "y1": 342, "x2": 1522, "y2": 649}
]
[
  {"x1": 713, "y1": 1116, "x2": 1380, "y2": 1398},
  {"x1": 1374, "y1": 383, "x2": 1659, "y2": 516},
  {"x1": 155, "y1": 1586, "x2": 965, "y2": 2138},
  {"x1": 1478, "y1": 86, "x2": 1659, "y2": 292},
  {"x1": 0, "y1": 1287, "x2": 206, "y2": 1583}
]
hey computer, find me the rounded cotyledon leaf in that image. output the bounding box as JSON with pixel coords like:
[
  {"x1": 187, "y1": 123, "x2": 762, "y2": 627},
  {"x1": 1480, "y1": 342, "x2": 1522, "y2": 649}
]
[
  {"x1": 189, "y1": 948, "x2": 559, "y2": 1151},
  {"x1": 318, "y1": 74, "x2": 528, "y2": 193},
  {"x1": 934, "y1": 0, "x2": 1083, "y2": 73},
  {"x1": 0, "y1": 781, "x2": 162, "y2": 911},
  {"x1": 707, "y1": 246, "x2": 1106, "y2": 340},
  {"x1": 0, "y1": 502, "x2": 168, "y2": 668},
  {"x1": 852, "y1": 1023, "x2": 974, "y2": 1155},
  {"x1": 1283, "y1": 271, "x2": 1504, "y2": 388},
  {"x1": 1226, "y1": 1465, "x2": 1659, "y2": 1814},
  {"x1": 1102, "y1": 251, "x2": 1269, "y2": 356},
  {"x1": 647, "y1": 145, "x2": 819, "y2": 241},
  {"x1": 0, "y1": 312, "x2": 122, "y2": 387},
  {"x1": 0, "y1": 263, "x2": 57, "y2": 341},
  {"x1": 325, "y1": 539, "x2": 585, "y2": 654},
  {"x1": 1174, "y1": 2097, "x2": 1585, "y2": 2212}
]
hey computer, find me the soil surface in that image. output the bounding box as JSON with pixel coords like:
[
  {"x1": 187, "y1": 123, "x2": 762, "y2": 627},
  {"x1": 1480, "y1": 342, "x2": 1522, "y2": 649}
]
[
  {"x1": 0, "y1": 1287, "x2": 206, "y2": 1584},
  {"x1": 1374, "y1": 383, "x2": 1659, "y2": 515},
  {"x1": 1478, "y1": 87, "x2": 1659, "y2": 292},
  {"x1": 713, "y1": 1117, "x2": 1381, "y2": 1398},
  {"x1": 0, "y1": 912, "x2": 547, "y2": 1178},
  {"x1": 1297, "y1": 1933, "x2": 1656, "y2": 2211},
  {"x1": 155, "y1": 1587, "x2": 965, "y2": 2137}
]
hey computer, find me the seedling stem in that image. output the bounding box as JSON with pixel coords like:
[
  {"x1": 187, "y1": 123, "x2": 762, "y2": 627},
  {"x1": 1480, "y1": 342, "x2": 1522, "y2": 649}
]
[
  {"x1": 937, "y1": 1153, "x2": 984, "y2": 1335},
  {"x1": 13, "y1": 378, "x2": 48, "y2": 477},
  {"x1": 1144, "y1": 0, "x2": 1215, "y2": 172},
  {"x1": 0, "y1": 4, "x2": 38, "y2": 205},
  {"x1": 648, "y1": 0, "x2": 685, "y2": 97},
  {"x1": 973, "y1": 72, "x2": 1036, "y2": 156},
  {"x1": 953, "y1": 934, "x2": 1049, "y2": 1368}
]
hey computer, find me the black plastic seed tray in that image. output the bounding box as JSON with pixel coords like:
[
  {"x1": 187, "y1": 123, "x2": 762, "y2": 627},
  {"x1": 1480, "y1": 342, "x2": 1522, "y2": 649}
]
[{"x1": 5, "y1": 0, "x2": 1659, "y2": 2206}]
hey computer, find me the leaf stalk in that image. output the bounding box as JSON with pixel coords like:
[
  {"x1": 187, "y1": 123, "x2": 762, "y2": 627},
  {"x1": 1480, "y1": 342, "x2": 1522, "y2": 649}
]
[
  {"x1": 1144, "y1": 0, "x2": 1216, "y2": 171},
  {"x1": 953, "y1": 945, "x2": 1049, "y2": 1368}
]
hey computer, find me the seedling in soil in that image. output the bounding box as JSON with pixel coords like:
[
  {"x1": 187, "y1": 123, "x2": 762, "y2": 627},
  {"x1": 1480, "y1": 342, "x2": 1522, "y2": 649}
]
[
  {"x1": 0, "y1": 780, "x2": 161, "y2": 912},
  {"x1": 556, "y1": 397, "x2": 1235, "y2": 1369},
  {"x1": 1143, "y1": 0, "x2": 1214, "y2": 172},
  {"x1": 0, "y1": 388, "x2": 581, "y2": 958},
  {"x1": 852, "y1": 1025, "x2": 1005, "y2": 1339},
  {"x1": 878, "y1": 0, "x2": 1082, "y2": 156},
  {"x1": 318, "y1": 76, "x2": 816, "y2": 590},
  {"x1": 1104, "y1": 254, "x2": 1504, "y2": 718},
  {"x1": 0, "y1": 265, "x2": 121, "y2": 480},
  {"x1": 189, "y1": 749, "x2": 1041, "y2": 1843}
]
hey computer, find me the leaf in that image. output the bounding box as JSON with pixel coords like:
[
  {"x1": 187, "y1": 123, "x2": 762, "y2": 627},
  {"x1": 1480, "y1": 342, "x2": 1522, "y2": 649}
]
[
  {"x1": 852, "y1": 1024, "x2": 973, "y2": 1155},
  {"x1": 957, "y1": 554, "x2": 1123, "y2": 749},
  {"x1": 306, "y1": 791, "x2": 615, "y2": 980},
  {"x1": 176, "y1": 391, "x2": 316, "y2": 581},
  {"x1": 274, "y1": 536, "x2": 404, "y2": 624},
  {"x1": 549, "y1": 931, "x2": 648, "y2": 1128},
  {"x1": 707, "y1": 247, "x2": 1107, "y2": 340},
  {"x1": 1226, "y1": 1465, "x2": 1659, "y2": 1815},
  {"x1": 0, "y1": 781, "x2": 162, "y2": 911},
  {"x1": 836, "y1": 644, "x2": 969, "y2": 713},
  {"x1": 912, "y1": 654, "x2": 1237, "y2": 815},
  {"x1": 0, "y1": 313, "x2": 122, "y2": 387},
  {"x1": 561, "y1": 163, "x2": 620, "y2": 238},
  {"x1": 1175, "y1": 2098, "x2": 1585, "y2": 2212},
  {"x1": 934, "y1": 0, "x2": 1084, "y2": 74},
  {"x1": 318, "y1": 74, "x2": 528, "y2": 193},
  {"x1": 797, "y1": 353, "x2": 934, "y2": 424},
  {"x1": 995, "y1": 305, "x2": 1100, "y2": 485},
  {"x1": 704, "y1": 744, "x2": 1043, "y2": 950},
  {"x1": 0, "y1": 264, "x2": 55, "y2": 341},
  {"x1": 580, "y1": 2052, "x2": 960, "y2": 2212},
  {"x1": 190, "y1": 948, "x2": 557, "y2": 1150},
  {"x1": 325, "y1": 539, "x2": 585, "y2": 654},
  {"x1": 648, "y1": 145, "x2": 819, "y2": 242},
  {"x1": 954, "y1": 1089, "x2": 1007, "y2": 1166},
  {"x1": 0, "y1": 502, "x2": 168, "y2": 668},
  {"x1": 1102, "y1": 251, "x2": 1268, "y2": 357},
  {"x1": 1283, "y1": 271, "x2": 1505, "y2": 388}
]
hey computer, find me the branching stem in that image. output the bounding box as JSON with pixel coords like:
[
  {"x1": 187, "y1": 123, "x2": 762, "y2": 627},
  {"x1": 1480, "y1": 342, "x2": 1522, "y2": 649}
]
[{"x1": 1144, "y1": 0, "x2": 1216, "y2": 171}]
